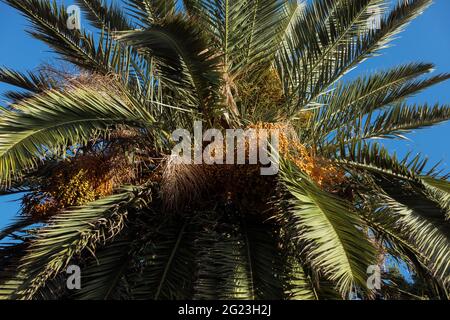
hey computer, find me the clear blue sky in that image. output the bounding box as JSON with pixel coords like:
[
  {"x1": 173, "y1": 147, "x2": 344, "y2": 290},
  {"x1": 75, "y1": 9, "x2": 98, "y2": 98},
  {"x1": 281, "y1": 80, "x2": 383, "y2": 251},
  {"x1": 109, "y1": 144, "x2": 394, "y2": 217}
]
[{"x1": 0, "y1": 0, "x2": 449, "y2": 229}]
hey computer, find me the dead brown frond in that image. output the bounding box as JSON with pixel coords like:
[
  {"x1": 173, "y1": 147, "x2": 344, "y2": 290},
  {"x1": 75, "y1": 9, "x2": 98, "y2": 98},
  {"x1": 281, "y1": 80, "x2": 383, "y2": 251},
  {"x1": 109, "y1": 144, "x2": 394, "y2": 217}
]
[{"x1": 160, "y1": 155, "x2": 210, "y2": 212}]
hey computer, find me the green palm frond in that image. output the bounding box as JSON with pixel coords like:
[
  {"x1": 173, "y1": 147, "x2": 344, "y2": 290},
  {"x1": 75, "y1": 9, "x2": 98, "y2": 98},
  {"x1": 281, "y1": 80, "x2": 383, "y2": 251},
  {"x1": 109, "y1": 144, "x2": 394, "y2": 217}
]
[
  {"x1": 130, "y1": 220, "x2": 195, "y2": 300},
  {"x1": 0, "y1": 67, "x2": 53, "y2": 95},
  {"x1": 421, "y1": 176, "x2": 450, "y2": 217},
  {"x1": 0, "y1": 84, "x2": 154, "y2": 185},
  {"x1": 329, "y1": 141, "x2": 443, "y2": 181},
  {"x1": 33, "y1": 274, "x2": 68, "y2": 300},
  {"x1": 363, "y1": 187, "x2": 450, "y2": 291},
  {"x1": 279, "y1": 159, "x2": 377, "y2": 296},
  {"x1": 126, "y1": 0, "x2": 155, "y2": 26},
  {"x1": 235, "y1": 218, "x2": 284, "y2": 299},
  {"x1": 284, "y1": 0, "x2": 387, "y2": 111},
  {"x1": 4, "y1": 0, "x2": 136, "y2": 78},
  {"x1": 148, "y1": 0, "x2": 177, "y2": 21},
  {"x1": 191, "y1": 211, "x2": 253, "y2": 300},
  {"x1": 0, "y1": 241, "x2": 30, "y2": 299},
  {"x1": 72, "y1": 0, "x2": 153, "y2": 89},
  {"x1": 333, "y1": 141, "x2": 449, "y2": 225},
  {"x1": 183, "y1": 0, "x2": 284, "y2": 77},
  {"x1": 281, "y1": 0, "x2": 432, "y2": 118},
  {"x1": 194, "y1": 219, "x2": 284, "y2": 300},
  {"x1": 332, "y1": 141, "x2": 449, "y2": 217},
  {"x1": 189, "y1": 0, "x2": 249, "y2": 70},
  {"x1": 273, "y1": 0, "x2": 305, "y2": 57},
  {"x1": 75, "y1": 0, "x2": 132, "y2": 31},
  {"x1": 313, "y1": 63, "x2": 450, "y2": 141},
  {"x1": 126, "y1": 0, "x2": 176, "y2": 26},
  {"x1": 0, "y1": 215, "x2": 38, "y2": 243},
  {"x1": 327, "y1": 103, "x2": 450, "y2": 148},
  {"x1": 74, "y1": 240, "x2": 133, "y2": 300},
  {"x1": 0, "y1": 66, "x2": 61, "y2": 103},
  {"x1": 1, "y1": 187, "x2": 145, "y2": 299},
  {"x1": 193, "y1": 220, "x2": 243, "y2": 300},
  {"x1": 0, "y1": 179, "x2": 34, "y2": 196},
  {"x1": 129, "y1": 211, "x2": 286, "y2": 300},
  {"x1": 363, "y1": 210, "x2": 448, "y2": 299},
  {"x1": 233, "y1": 0, "x2": 285, "y2": 77},
  {"x1": 117, "y1": 15, "x2": 223, "y2": 117},
  {"x1": 283, "y1": 256, "x2": 318, "y2": 300}
]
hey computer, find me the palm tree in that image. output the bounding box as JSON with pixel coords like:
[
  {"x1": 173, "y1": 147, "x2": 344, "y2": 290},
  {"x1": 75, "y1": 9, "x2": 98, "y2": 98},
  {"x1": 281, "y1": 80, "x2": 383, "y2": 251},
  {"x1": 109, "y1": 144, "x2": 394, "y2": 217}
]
[{"x1": 0, "y1": 0, "x2": 449, "y2": 300}]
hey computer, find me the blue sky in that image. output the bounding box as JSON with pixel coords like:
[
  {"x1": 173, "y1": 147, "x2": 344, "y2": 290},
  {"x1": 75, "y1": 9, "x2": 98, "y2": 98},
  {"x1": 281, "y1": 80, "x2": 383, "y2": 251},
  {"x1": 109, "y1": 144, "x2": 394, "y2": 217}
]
[{"x1": 0, "y1": 0, "x2": 449, "y2": 230}]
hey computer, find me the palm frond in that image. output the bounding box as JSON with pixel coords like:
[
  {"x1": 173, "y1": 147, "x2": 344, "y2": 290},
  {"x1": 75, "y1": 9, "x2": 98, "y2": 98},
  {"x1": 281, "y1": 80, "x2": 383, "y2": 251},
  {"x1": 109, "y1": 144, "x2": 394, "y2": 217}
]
[
  {"x1": 1, "y1": 187, "x2": 144, "y2": 299},
  {"x1": 33, "y1": 274, "x2": 68, "y2": 300},
  {"x1": 280, "y1": 0, "x2": 433, "y2": 117},
  {"x1": 0, "y1": 67, "x2": 53, "y2": 95},
  {"x1": 327, "y1": 103, "x2": 450, "y2": 149},
  {"x1": 0, "y1": 215, "x2": 39, "y2": 243},
  {"x1": 74, "y1": 240, "x2": 133, "y2": 300},
  {"x1": 117, "y1": 15, "x2": 222, "y2": 116},
  {"x1": 329, "y1": 141, "x2": 445, "y2": 182},
  {"x1": 130, "y1": 220, "x2": 195, "y2": 300},
  {"x1": 363, "y1": 210, "x2": 448, "y2": 299},
  {"x1": 282, "y1": 254, "x2": 318, "y2": 300},
  {"x1": 332, "y1": 141, "x2": 449, "y2": 217},
  {"x1": 313, "y1": 63, "x2": 450, "y2": 142},
  {"x1": 236, "y1": 218, "x2": 284, "y2": 299},
  {"x1": 277, "y1": 0, "x2": 387, "y2": 113},
  {"x1": 1, "y1": 0, "x2": 449, "y2": 301},
  {"x1": 193, "y1": 220, "x2": 243, "y2": 300},
  {"x1": 4, "y1": 0, "x2": 135, "y2": 78},
  {"x1": 421, "y1": 176, "x2": 450, "y2": 217},
  {"x1": 233, "y1": 0, "x2": 285, "y2": 77},
  {"x1": 274, "y1": 0, "x2": 306, "y2": 58},
  {"x1": 75, "y1": 0, "x2": 132, "y2": 31},
  {"x1": 194, "y1": 218, "x2": 284, "y2": 300},
  {"x1": 0, "y1": 84, "x2": 154, "y2": 185},
  {"x1": 0, "y1": 241, "x2": 30, "y2": 299},
  {"x1": 148, "y1": 0, "x2": 177, "y2": 21},
  {"x1": 127, "y1": 0, "x2": 177, "y2": 26},
  {"x1": 363, "y1": 187, "x2": 450, "y2": 290},
  {"x1": 278, "y1": 159, "x2": 377, "y2": 296}
]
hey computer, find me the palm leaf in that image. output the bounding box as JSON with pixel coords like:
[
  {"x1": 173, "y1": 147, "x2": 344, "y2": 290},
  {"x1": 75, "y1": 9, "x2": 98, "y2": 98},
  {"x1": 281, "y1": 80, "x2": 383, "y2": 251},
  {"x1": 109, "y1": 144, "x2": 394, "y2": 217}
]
[
  {"x1": 4, "y1": 0, "x2": 136, "y2": 78},
  {"x1": 237, "y1": 218, "x2": 284, "y2": 299},
  {"x1": 74, "y1": 240, "x2": 133, "y2": 300},
  {"x1": 117, "y1": 15, "x2": 222, "y2": 116},
  {"x1": 278, "y1": 159, "x2": 377, "y2": 296},
  {"x1": 363, "y1": 188, "x2": 450, "y2": 290},
  {"x1": 0, "y1": 67, "x2": 53, "y2": 94},
  {"x1": 421, "y1": 176, "x2": 450, "y2": 217},
  {"x1": 327, "y1": 103, "x2": 450, "y2": 148},
  {"x1": 0, "y1": 84, "x2": 154, "y2": 185},
  {"x1": 329, "y1": 141, "x2": 443, "y2": 181},
  {"x1": 314, "y1": 63, "x2": 450, "y2": 141},
  {"x1": 3, "y1": 187, "x2": 143, "y2": 299},
  {"x1": 193, "y1": 224, "x2": 243, "y2": 300},
  {"x1": 130, "y1": 220, "x2": 195, "y2": 300},
  {"x1": 75, "y1": 0, "x2": 132, "y2": 31}
]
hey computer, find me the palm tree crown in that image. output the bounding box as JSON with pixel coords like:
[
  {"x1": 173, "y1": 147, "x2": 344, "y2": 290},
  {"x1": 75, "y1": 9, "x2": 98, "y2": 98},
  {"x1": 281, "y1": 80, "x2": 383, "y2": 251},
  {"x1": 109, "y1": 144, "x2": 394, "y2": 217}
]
[{"x1": 0, "y1": 0, "x2": 449, "y2": 300}]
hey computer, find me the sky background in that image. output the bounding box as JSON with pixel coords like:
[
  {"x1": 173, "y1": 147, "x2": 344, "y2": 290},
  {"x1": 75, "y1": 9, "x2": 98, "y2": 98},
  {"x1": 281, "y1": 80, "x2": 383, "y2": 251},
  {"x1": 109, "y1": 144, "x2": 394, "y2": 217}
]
[{"x1": 0, "y1": 0, "x2": 449, "y2": 231}]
